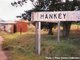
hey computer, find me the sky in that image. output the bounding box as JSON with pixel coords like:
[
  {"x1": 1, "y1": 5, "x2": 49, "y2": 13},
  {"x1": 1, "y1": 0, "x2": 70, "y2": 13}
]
[{"x1": 0, "y1": 0, "x2": 35, "y2": 21}]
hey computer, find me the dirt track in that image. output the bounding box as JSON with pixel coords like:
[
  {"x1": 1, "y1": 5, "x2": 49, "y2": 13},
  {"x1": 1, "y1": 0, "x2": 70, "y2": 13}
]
[{"x1": 0, "y1": 36, "x2": 8, "y2": 60}]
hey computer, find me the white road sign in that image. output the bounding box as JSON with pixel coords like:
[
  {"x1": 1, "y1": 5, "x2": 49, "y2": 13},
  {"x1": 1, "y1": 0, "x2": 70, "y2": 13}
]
[{"x1": 31, "y1": 11, "x2": 80, "y2": 22}]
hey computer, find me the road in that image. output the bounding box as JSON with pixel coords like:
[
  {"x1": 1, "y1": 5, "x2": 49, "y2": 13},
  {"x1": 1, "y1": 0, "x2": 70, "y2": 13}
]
[{"x1": 0, "y1": 36, "x2": 8, "y2": 60}]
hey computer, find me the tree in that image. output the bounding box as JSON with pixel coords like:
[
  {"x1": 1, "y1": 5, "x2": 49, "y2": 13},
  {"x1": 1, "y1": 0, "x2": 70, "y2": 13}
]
[
  {"x1": 61, "y1": 0, "x2": 74, "y2": 37},
  {"x1": 49, "y1": 0, "x2": 80, "y2": 37},
  {"x1": 11, "y1": 0, "x2": 80, "y2": 36},
  {"x1": 11, "y1": 0, "x2": 57, "y2": 35},
  {"x1": 62, "y1": 0, "x2": 80, "y2": 37}
]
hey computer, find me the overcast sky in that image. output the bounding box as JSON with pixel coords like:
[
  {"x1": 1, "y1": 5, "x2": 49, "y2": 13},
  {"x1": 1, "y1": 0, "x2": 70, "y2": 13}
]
[{"x1": 0, "y1": 0, "x2": 35, "y2": 21}]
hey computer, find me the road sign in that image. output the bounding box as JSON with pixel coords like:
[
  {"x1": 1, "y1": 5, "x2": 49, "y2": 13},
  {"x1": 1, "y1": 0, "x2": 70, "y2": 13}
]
[
  {"x1": 31, "y1": 11, "x2": 80, "y2": 22},
  {"x1": 31, "y1": 11, "x2": 80, "y2": 55}
]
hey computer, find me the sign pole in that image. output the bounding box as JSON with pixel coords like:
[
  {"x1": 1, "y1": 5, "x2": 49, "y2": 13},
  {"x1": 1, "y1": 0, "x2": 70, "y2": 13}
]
[
  {"x1": 57, "y1": 21, "x2": 60, "y2": 42},
  {"x1": 35, "y1": 22, "x2": 41, "y2": 55}
]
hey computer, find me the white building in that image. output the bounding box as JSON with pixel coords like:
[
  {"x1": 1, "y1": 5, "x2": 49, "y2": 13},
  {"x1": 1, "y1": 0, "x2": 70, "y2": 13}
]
[{"x1": 0, "y1": 19, "x2": 16, "y2": 33}]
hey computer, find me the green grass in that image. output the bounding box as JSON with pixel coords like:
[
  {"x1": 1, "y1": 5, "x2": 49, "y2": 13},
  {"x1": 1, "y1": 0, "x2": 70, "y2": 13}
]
[{"x1": 0, "y1": 28, "x2": 80, "y2": 60}]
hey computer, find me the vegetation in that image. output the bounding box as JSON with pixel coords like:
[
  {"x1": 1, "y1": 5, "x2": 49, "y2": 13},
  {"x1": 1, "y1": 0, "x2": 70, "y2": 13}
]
[
  {"x1": 11, "y1": 0, "x2": 80, "y2": 36},
  {"x1": 0, "y1": 24, "x2": 80, "y2": 60}
]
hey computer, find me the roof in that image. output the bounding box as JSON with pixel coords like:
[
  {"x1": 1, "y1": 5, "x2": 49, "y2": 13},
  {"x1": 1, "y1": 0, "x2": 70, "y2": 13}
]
[{"x1": 0, "y1": 20, "x2": 16, "y2": 24}]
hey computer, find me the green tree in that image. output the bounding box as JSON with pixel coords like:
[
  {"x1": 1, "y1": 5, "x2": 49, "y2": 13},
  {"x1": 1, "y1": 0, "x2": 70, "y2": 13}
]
[
  {"x1": 11, "y1": 0, "x2": 80, "y2": 36},
  {"x1": 62, "y1": 0, "x2": 80, "y2": 37}
]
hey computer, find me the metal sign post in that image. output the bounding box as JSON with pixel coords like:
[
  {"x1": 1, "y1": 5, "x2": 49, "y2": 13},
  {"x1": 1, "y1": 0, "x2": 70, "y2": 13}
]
[
  {"x1": 58, "y1": 21, "x2": 60, "y2": 42},
  {"x1": 35, "y1": 22, "x2": 41, "y2": 55}
]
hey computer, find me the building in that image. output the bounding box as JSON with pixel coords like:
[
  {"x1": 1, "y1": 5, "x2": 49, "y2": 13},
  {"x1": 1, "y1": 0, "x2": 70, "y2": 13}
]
[
  {"x1": 16, "y1": 20, "x2": 28, "y2": 32},
  {"x1": 0, "y1": 20, "x2": 16, "y2": 33},
  {"x1": 0, "y1": 19, "x2": 28, "y2": 33}
]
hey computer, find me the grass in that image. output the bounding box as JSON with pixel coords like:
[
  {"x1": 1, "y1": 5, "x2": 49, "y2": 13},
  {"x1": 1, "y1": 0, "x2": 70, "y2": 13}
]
[{"x1": 0, "y1": 24, "x2": 80, "y2": 60}]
